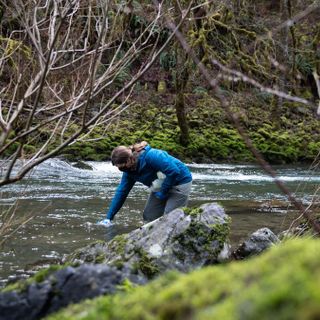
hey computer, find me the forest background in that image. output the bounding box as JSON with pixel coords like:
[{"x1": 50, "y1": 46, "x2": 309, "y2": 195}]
[
  {"x1": 0, "y1": 0, "x2": 319, "y2": 187},
  {"x1": 1, "y1": 2, "x2": 320, "y2": 317}
]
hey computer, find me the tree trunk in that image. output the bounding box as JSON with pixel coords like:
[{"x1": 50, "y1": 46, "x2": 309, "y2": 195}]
[
  {"x1": 175, "y1": 91, "x2": 189, "y2": 146},
  {"x1": 173, "y1": 2, "x2": 190, "y2": 146}
]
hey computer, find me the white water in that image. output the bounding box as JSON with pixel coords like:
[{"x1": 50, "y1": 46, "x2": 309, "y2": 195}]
[{"x1": 1, "y1": 159, "x2": 319, "y2": 203}]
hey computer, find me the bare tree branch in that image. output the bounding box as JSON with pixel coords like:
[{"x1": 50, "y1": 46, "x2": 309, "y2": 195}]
[
  {"x1": 313, "y1": 70, "x2": 320, "y2": 116},
  {"x1": 0, "y1": 0, "x2": 190, "y2": 186},
  {"x1": 161, "y1": 0, "x2": 320, "y2": 234}
]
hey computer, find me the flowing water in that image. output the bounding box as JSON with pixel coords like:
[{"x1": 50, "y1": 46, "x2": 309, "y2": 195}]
[{"x1": 0, "y1": 159, "x2": 319, "y2": 288}]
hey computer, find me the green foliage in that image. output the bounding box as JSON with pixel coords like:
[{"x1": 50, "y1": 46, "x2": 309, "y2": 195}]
[
  {"x1": 130, "y1": 14, "x2": 146, "y2": 32},
  {"x1": 0, "y1": 37, "x2": 32, "y2": 63},
  {"x1": 114, "y1": 68, "x2": 131, "y2": 86},
  {"x1": 306, "y1": 141, "x2": 320, "y2": 158},
  {"x1": 2, "y1": 141, "x2": 19, "y2": 158},
  {"x1": 135, "y1": 248, "x2": 160, "y2": 278},
  {"x1": 192, "y1": 86, "x2": 208, "y2": 95},
  {"x1": 159, "y1": 51, "x2": 177, "y2": 71},
  {"x1": 295, "y1": 54, "x2": 313, "y2": 76}
]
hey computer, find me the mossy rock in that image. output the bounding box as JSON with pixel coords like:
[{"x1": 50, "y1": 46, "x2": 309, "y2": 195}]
[
  {"x1": 47, "y1": 238, "x2": 320, "y2": 320},
  {"x1": 64, "y1": 203, "x2": 231, "y2": 280},
  {"x1": 1, "y1": 265, "x2": 65, "y2": 293}
]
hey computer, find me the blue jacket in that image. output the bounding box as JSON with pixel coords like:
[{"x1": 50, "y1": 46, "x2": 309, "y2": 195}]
[{"x1": 106, "y1": 145, "x2": 192, "y2": 220}]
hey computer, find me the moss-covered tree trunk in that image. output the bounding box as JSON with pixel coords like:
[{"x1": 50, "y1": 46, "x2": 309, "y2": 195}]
[
  {"x1": 271, "y1": 0, "x2": 290, "y2": 128},
  {"x1": 175, "y1": 89, "x2": 189, "y2": 146},
  {"x1": 173, "y1": 2, "x2": 191, "y2": 146}
]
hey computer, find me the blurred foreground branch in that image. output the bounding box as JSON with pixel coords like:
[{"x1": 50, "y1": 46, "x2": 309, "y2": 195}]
[{"x1": 162, "y1": 0, "x2": 320, "y2": 234}]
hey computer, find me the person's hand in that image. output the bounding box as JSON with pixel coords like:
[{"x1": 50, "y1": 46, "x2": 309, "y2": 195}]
[
  {"x1": 154, "y1": 191, "x2": 167, "y2": 200},
  {"x1": 97, "y1": 218, "x2": 113, "y2": 227}
]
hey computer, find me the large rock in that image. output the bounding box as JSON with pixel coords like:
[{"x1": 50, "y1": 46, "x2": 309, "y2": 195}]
[
  {"x1": 48, "y1": 239, "x2": 320, "y2": 320},
  {"x1": 66, "y1": 202, "x2": 231, "y2": 278},
  {"x1": 0, "y1": 202, "x2": 231, "y2": 320},
  {"x1": 233, "y1": 227, "x2": 279, "y2": 259},
  {"x1": 0, "y1": 265, "x2": 126, "y2": 320}
]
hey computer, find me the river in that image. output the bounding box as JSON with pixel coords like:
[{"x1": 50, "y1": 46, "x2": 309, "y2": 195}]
[{"x1": 0, "y1": 159, "x2": 319, "y2": 288}]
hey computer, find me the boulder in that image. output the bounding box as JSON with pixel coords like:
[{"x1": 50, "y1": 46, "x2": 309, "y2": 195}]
[
  {"x1": 65, "y1": 203, "x2": 231, "y2": 278},
  {"x1": 0, "y1": 265, "x2": 126, "y2": 320},
  {"x1": 0, "y1": 202, "x2": 231, "y2": 320},
  {"x1": 233, "y1": 227, "x2": 279, "y2": 259},
  {"x1": 72, "y1": 160, "x2": 93, "y2": 170},
  {"x1": 50, "y1": 239, "x2": 320, "y2": 320}
]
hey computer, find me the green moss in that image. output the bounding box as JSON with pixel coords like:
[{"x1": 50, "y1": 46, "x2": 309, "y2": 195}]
[
  {"x1": 183, "y1": 206, "x2": 203, "y2": 217},
  {"x1": 95, "y1": 253, "x2": 106, "y2": 264},
  {"x1": 107, "y1": 234, "x2": 128, "y2": 269},
  {"x1": 176, "y1": 208, "x2": 230, "y2": 256},
  {"x1": 174, "y1": 216, "x2": 229, "y2": 259},
  {"x1": 46, "y1": 239, "x2": 320, "y2": 320},
  {"x1": 110, "y1": 234, "x2": 128, "y2": 256},
  {"x1": 135, "y1": 248, "x2": 160, "y2": 278},
  {"x1": 209, "y1": 219, "x2": 231, "y2": 251},
  {"x1": 306, "y1": 141, "x2": 320, "y2": 158},
  {"x1": 65, "y1": 240, "x2": 108, "y2": 265},
  {"x1": 112, "y1": 260, "x2": 125, "y2": 269},
  {"x1": 2, "y1": 264, "x2": 64, "y2": 293},
  {"x1": 2, "y1": 141, "x2": 19, "y2": 158},
  {"x1": 56, "y1": 90, "x2": 319, "y2": 164},
  {"x1": 32, "y1": 265, "x2": 63, "y2": 283},
  {"x1": 116, "y1": 279, "x2": 136, "y2": 293}
]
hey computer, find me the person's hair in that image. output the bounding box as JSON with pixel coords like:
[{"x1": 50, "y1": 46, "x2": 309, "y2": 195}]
[
  {"x1": 111, "y1": 146, "x2": 131, "y2": 165},
  {"x1": 111, "y1": 141, "x2": 148, "y2": 166},
  {"x1": 131, "y1": 141, "x2": 148, "y2": 153}
]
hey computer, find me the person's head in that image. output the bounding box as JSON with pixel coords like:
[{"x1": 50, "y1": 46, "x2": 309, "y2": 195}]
[
  {"x1": 111, "y1": 142, "x2": 148, "y2": 172},
  {"x1": 111, "y1": 146, "x2": 136, "y2": 172}
]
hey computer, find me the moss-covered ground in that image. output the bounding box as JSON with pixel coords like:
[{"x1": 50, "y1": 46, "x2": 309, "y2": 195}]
[
  {"x1": 47, "y1": 238, "x2": 320, "y2": 320},
  {"x1": 61, "y1": 91, "x2": 320, "y2": 164}
]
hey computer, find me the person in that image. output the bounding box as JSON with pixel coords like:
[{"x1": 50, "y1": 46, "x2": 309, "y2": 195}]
[{"x1": 98, "y1": 141, "x2": 192, "y2": 226}]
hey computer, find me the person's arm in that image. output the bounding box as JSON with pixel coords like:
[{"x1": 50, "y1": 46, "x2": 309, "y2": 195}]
[
  {"x1": 106, "y1": 173, "x2": 135, "y2": 220},
  {"x1": 146, "y1": 150, "x2": 181, "y2": 197}
]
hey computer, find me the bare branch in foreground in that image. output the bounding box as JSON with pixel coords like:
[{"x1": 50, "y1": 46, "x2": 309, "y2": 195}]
[
  {"x1": 0, "y1": 1, "x2": 190, "y2": 186},
  {"x1": 313, "y1": 71, "x2": 320, "y2": 116},
  {"x1": 161, "y1": 1, "x2": 320, "y2": 234}
]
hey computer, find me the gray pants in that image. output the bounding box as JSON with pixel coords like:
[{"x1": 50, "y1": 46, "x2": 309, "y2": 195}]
[{"x1": 143, "y1": 182, "x2": 192, "y2": 222}]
